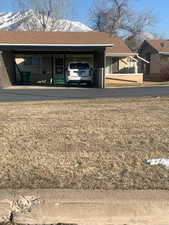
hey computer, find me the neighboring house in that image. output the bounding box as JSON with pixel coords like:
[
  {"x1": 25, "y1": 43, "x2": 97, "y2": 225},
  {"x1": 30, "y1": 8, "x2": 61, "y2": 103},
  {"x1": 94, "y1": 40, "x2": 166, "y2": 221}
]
[
  {"x1": 0, "y1": 31, "x2": 143, "y2": 89},
  {"x1": 139, "y1": 40, "x2": 169, "y2": 81},
  {"x1": 105, "y1": 37, "x2": 143, "y2": 86}
]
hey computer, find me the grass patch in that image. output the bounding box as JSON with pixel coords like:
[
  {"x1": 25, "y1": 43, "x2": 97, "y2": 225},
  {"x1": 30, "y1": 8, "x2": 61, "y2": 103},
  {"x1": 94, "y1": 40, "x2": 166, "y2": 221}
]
[{"x1": 0, "y1": 97, "x2": 169, "y2": 189}]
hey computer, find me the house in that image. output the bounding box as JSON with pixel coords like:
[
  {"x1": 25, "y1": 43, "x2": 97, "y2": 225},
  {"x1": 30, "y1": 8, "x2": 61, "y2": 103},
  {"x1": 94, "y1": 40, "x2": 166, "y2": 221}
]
[
  {"x1": 0, "y1": 31, "x2": 143, "y2": 89},
  {"x1": 139, "y1": 40, "x2": 169, "y2": 81},
  {"x1": 105, "y1": 36, "x2": 143, "y2": 86}
]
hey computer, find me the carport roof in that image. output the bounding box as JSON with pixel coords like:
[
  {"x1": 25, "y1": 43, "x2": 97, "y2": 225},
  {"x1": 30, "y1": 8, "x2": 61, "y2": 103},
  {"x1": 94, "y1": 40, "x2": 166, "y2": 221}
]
[
  {"x1": 0, "y1": 31, "x2": 114, "y2": 47},
  {"x1": 0, "y1": 31, "x2": 133, "y2": 54}
]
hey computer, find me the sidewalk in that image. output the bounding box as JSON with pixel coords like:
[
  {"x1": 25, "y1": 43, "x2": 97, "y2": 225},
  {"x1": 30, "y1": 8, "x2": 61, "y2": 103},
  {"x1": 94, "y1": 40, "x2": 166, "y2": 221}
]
[
  {"x1": 106, "y1": 81, "x2": 169, "y2": 88},
  {"x1": 0, "y1": 189, "x2": 169, "y2": 225}
]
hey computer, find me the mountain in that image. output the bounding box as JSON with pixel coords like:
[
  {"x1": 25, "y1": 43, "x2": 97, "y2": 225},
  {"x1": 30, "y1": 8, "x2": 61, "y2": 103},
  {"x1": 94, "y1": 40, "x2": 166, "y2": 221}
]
[
  {"x1": 140, "y1": 32, "x2": 155, "y2": 40},
  {"x1": 0, "y1": 10, "x2": 92, "y2": 32}
]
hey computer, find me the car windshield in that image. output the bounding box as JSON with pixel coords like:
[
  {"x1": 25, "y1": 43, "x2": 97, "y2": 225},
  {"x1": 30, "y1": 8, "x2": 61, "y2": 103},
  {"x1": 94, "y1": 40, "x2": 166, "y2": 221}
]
[{"x1": 70, "y1": 63, "x2": 89, "y2": 70}]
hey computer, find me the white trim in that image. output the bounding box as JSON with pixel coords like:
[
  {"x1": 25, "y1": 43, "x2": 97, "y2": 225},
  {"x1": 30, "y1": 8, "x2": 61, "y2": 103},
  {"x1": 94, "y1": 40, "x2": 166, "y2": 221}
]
[
  {"x1": 106, "y1": 73, "x2": 143, "y2": 76},
  {"x1": 159, "y1": 52, "x2": 169, "y2": 55},
  {"x1": 137, "y1": 55, "x2": 150, "y2": 64},
  {"x1": 0, "y1": 43, "x2": 113, "y2": 47},
  {"x1": 106, "y1": 52, "x2": 137, "y2": 57}
]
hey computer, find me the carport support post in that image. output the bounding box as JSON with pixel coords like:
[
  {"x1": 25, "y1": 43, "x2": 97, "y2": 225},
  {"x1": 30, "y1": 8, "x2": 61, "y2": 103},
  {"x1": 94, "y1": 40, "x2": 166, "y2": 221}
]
[
  {"x1": 96, "y1": 49, "x2": 105, "y2": 88},
  {"x1": 0, "y1": 51, "x2": 14, "y2": 88},
  {"x1": 52, "y1": 56, "x2": 54, "y2": 85}
]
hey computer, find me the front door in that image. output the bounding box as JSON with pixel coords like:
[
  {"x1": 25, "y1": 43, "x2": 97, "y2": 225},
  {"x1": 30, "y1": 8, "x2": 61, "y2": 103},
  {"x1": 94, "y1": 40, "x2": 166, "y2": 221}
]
[{"x1": 53, "y1": 56, "x2": 65, "y2": 85}]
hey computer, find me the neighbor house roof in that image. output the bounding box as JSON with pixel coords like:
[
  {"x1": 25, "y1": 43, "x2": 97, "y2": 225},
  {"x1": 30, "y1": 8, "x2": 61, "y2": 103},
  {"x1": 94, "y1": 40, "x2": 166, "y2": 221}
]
[
  {"x1": 0, "y1": 31, "x2": 113, "y2": 47},
  {"x1": 105, "y1": 36, "x2": 134, "y2": 56},
  {"x1": 146, "y1": 40, "x2": 169, "y2": 54}
]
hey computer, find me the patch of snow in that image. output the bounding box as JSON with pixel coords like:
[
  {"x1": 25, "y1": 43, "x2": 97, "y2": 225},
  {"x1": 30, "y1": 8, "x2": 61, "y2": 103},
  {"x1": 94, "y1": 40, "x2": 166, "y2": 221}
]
[
  {"x1": 145, "y1": 159, "x2": 169, "y2": 169},
  {"x1": 0, "y1": 10, "x2": 92, "y2": 32},
  {"x1": 141, "y1": 32, "x2": 155, "y2": 40},
  {"x1": 0, "y1": 195, "x2": 40, "y2": 223}
]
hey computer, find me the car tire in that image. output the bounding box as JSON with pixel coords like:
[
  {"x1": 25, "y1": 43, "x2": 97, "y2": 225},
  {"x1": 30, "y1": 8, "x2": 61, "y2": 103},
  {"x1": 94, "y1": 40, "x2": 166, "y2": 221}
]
[
  {"x1": 87, "y1": 82, "x2": 92, "y2": 87},
  {"x1": 67, "y1": 82, "x2": 70, "y2": 87}
]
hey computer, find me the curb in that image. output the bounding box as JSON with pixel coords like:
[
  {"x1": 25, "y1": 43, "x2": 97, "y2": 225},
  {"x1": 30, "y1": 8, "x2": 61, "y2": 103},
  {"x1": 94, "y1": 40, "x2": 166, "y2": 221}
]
[{"x1": 0, "y1": 190, "x2": 169, "y2": 225}]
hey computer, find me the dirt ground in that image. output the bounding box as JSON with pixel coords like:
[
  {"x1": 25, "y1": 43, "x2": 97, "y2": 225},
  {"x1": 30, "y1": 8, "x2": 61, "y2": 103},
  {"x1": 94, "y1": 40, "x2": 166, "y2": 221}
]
[{"x1": 0, "y1": 97, "x2": 169, "y2": 189}]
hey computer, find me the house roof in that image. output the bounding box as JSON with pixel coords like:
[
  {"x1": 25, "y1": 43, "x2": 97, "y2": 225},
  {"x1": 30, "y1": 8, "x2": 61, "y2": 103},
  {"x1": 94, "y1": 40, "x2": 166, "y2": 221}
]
[
  {"x1": 0, "y1": 31, "x2": 113, "y2": 46},
  {"x1": 105, "y1": 36, "x2": 133, "y2": 55},
  {"x1": 146, "y1": 40, "x2": 169, "y2": 53},
  {"x1": 0, "y1": 31, "x2": 132, "y2": 54}
]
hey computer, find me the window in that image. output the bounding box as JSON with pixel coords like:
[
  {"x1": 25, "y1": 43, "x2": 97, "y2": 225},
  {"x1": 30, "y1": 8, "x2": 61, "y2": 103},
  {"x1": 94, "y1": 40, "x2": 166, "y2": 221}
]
[
  {"x1": 24, "y1": 57, "x2": 32, "y2": 65},
  {"x1": 24, "y1": 56, "x2": 41, "y2": 66},
  {"x1": 70, "y1": 63, "x2": 89, "y2": 70}
]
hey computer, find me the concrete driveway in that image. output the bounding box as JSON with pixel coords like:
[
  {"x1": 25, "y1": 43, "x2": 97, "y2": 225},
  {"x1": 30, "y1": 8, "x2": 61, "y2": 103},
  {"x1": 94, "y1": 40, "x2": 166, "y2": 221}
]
[{"x1": 0, "y1": 85, "x2": 169, "y2": 102}]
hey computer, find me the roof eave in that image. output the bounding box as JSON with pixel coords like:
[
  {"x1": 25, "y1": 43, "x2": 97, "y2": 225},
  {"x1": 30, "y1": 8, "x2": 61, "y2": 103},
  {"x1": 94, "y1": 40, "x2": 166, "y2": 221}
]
[
  {"x1": 0, "y1": 43, "x2": 114, "y2": 47},
  {"x1": 106, "y1": 52, "x2": 137, "y2": 56},
  {"x1": 138, "y1": 40, "x2": 159, "y2": 54}
]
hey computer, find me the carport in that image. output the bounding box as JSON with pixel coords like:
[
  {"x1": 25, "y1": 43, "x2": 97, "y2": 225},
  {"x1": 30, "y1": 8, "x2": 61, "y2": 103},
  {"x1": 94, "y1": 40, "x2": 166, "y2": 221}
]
[{"x1": 0, "y1": 31, "x2": 113, "y2": 88}]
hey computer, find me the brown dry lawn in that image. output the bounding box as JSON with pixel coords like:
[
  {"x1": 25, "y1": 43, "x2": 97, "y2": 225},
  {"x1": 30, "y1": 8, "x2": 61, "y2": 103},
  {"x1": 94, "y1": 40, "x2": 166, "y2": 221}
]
[{"x1": 0, "y1": 97, "x2": 169, "y2": 189}]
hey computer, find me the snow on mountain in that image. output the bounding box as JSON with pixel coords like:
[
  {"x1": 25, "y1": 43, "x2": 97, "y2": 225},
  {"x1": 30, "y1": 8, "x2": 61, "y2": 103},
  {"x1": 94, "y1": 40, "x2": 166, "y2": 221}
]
[
  {"x1": 0, "y1": 10, "x2": 92, "y2": 32},
  {"x1": 138, "y1": 32, "x2": 155, "y2": 40}
]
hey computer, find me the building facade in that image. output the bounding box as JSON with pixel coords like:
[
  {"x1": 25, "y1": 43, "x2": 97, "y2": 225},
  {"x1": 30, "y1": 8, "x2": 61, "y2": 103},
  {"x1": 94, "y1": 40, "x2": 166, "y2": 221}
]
[{"x1": 0, "y1": 31, "x2": 143, "y2": 88}]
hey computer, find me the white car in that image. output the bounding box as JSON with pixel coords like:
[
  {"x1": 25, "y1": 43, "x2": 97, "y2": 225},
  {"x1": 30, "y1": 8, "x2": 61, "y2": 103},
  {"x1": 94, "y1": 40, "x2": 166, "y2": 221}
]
[{"x1": 66, "y1": 62, "x2": 93, "y2": 86}]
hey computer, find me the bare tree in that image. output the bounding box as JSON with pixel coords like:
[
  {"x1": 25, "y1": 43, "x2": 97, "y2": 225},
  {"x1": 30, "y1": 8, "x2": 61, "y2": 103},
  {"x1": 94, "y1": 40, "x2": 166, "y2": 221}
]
[
  {"x1": 16, "y1": 0, "x2": 73, "y2": 31},
  {"x1": 91, "y1": 0, "x2": 129, "y2": 35},
  {"x1": 90, "y1": 0, "x2": 156, "y2": 50},
  {"x1": 124, "y1": 9, "x2": 156, "y2": 50}
]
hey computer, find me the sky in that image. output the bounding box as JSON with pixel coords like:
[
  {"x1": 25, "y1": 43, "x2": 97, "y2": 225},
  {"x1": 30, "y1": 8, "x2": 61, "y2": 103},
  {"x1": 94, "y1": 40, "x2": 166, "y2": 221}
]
[{"x1": 1, "y1": 0, "x2": 169, "y2": 37}]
